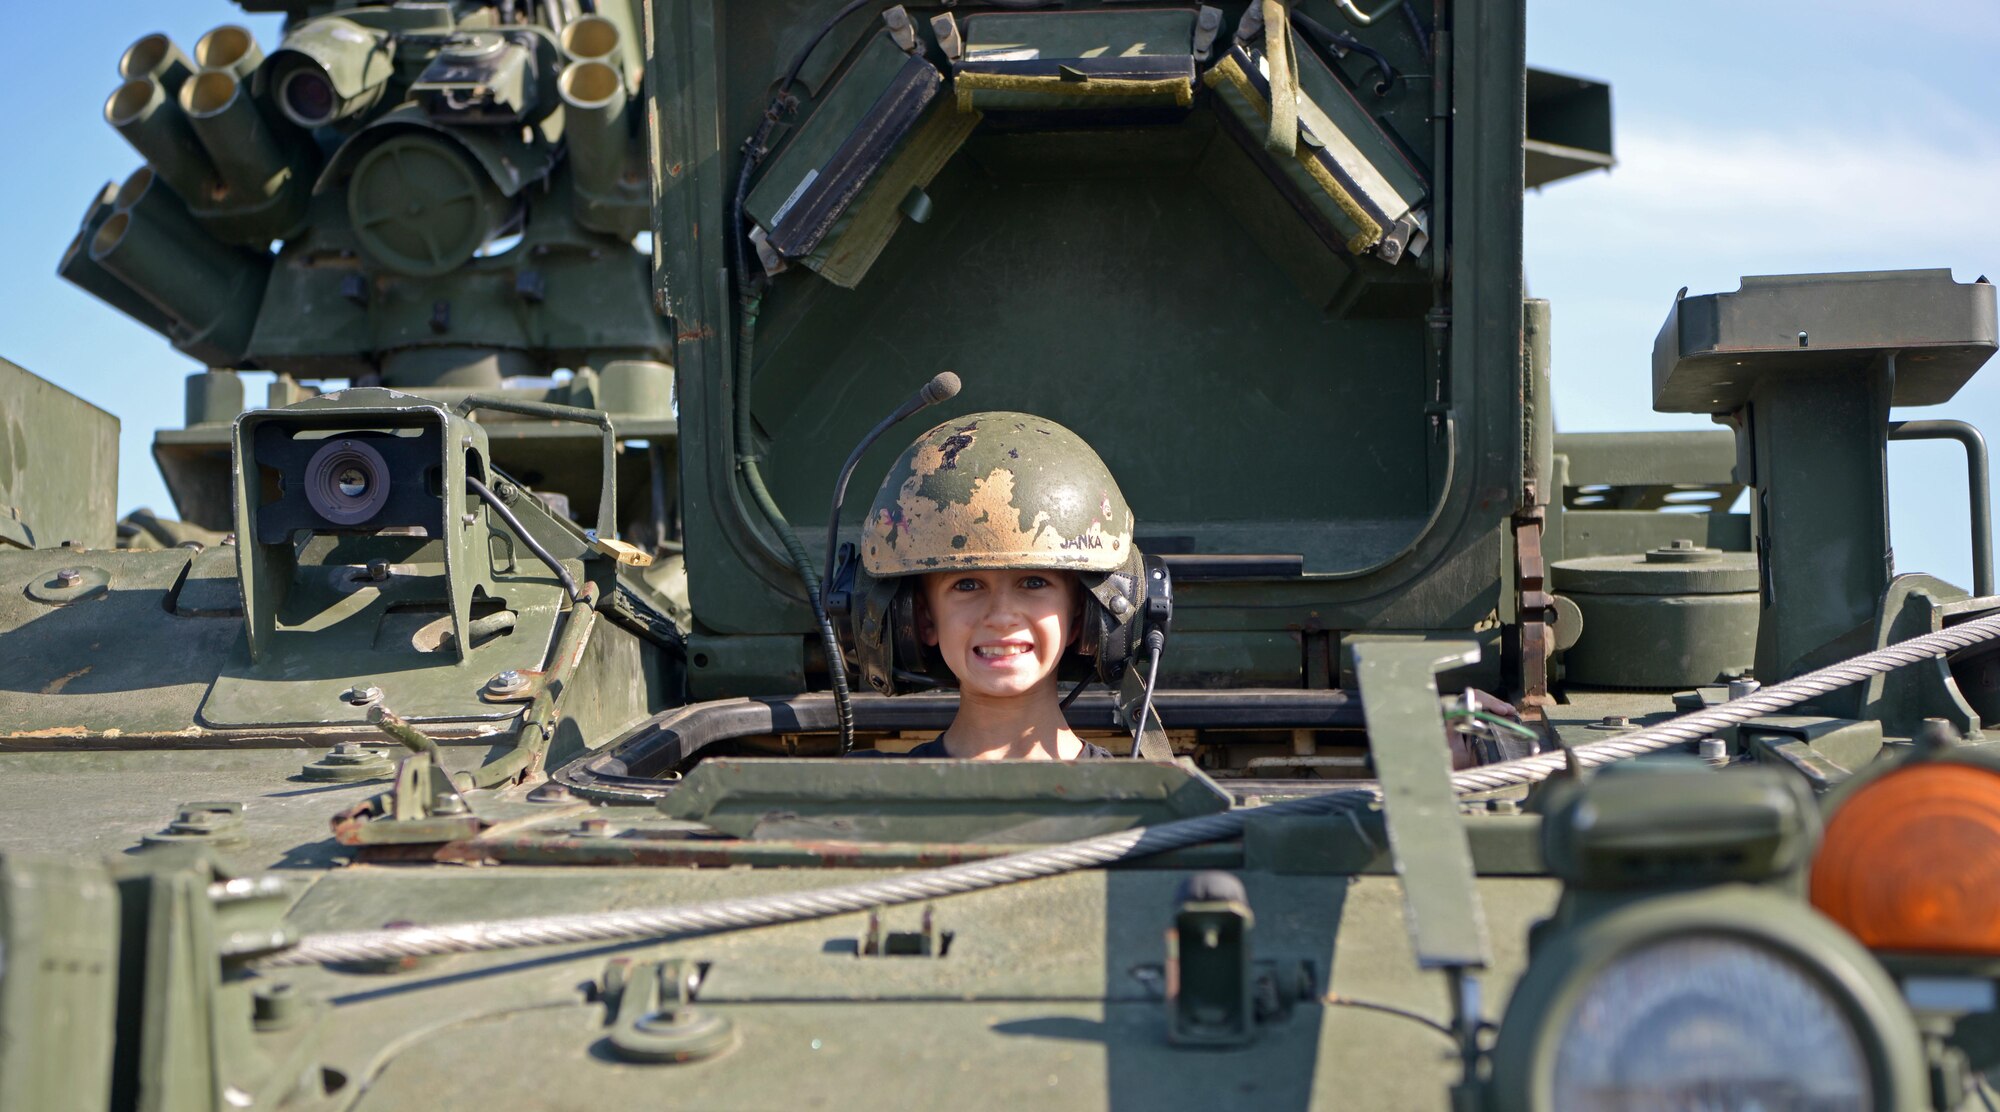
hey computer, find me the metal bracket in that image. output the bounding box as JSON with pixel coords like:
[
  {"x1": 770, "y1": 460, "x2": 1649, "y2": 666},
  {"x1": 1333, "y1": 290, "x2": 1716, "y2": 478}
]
[
  {"x1": 1166, "y1": 872, "x2": 1257, "y2": 1046},
  {"x1": 882, "y1": 5, "x2": 919, "y2": 54},
  {"x1": 1351, "y1": 641, "x2": 1492, "y2": 971},
  {"x1": 747, "y1": 224, "x2": 787, "y2": 276},
  {"x1": 1513, "y1": 504, "x2": 1552, "y2": 708},
  {"x1": 1193, "y1": 6, "x2": 1225, "y2": 60},
  {"x1": 452, "y1": 395, "x2": 617, "y2": 545},
  {"x1": 600, "y1": 958, "x2": 735, "y2": 1064},
  {"x1": 859, "y1": 905, "x2": 948, "y2": 957},
  {"x1": 930, "y1": 13, "x2": 962, "y2": 61},
  {"x1": 331, "y1": 745, "x2": 483, "y2": 848}
]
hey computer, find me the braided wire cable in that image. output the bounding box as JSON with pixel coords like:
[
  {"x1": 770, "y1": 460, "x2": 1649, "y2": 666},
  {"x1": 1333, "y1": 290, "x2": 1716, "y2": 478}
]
[
  {"x1": 1451, "y1": 607, "x2": 2000, "y2": 794},
  {"x1": 261, "y1": 610, "x2": 2000, "y2": 970}
]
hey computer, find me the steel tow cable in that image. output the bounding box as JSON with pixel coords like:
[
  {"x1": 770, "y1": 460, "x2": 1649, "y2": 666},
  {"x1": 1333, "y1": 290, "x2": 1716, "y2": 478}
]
[{"x1": 260, "y1": 609, "x2": 2000, "y2": 969}]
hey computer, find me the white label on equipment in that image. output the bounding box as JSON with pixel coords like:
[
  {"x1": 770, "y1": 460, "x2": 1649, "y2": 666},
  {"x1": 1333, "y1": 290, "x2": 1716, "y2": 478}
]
[
  {"x1": 771, "y1": 169, "x2": 819, "y2": 228},
  {"x1": 966, "y1": 47, "x2": 1040, "y2": 62}
]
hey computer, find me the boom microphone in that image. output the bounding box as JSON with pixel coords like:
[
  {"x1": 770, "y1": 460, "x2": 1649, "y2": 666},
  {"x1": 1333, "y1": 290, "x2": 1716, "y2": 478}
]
[{"x1": 823, "y1": 372, "x2": 963, "y2": 609}]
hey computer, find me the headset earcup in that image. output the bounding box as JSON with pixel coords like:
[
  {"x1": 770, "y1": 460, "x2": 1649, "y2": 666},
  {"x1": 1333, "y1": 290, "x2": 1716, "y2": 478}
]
[
  {"x1": 889, "y1": 583, "x2": 952, "y2": 688},
  {"x1": 1084, "y1": 566, "x2": 1140, "y2": 687}
]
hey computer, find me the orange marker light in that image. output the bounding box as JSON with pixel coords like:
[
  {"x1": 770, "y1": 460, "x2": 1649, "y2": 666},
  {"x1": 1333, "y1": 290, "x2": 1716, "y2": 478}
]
[{"x1": 1812, "y1": 762, "x2": 2000, "y2": 954}]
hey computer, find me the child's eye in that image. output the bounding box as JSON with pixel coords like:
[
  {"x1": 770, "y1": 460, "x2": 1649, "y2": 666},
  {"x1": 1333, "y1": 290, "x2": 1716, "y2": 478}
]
[
  {"x1": 1021, "y1": 575, "x2": 1050, "y2": 589},
  {"x1": 950, "y1": 577, "x2": 981, "y2": 592}
]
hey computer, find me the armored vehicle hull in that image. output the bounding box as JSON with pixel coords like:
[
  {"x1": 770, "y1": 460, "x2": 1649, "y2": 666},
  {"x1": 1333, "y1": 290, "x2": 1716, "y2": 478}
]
[{"x1": 5, "y1": 2, "x2": 2000, "y2": 1110}]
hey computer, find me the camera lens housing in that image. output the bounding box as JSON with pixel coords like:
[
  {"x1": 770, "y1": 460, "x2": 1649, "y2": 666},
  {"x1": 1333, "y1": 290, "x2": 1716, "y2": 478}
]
[
  {"x1": 303, "y1": 438, "x2": 392, "y2": 525},
  {"x1": 278, "y1": 66, "x2": 338, "y2": 128}
]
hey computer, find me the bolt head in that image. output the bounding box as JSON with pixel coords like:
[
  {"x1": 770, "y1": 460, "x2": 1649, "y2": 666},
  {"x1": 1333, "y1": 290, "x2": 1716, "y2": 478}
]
[
  {"x1": 343, "y1": 685, "x2": 383, "y2": 706},
  {"x1": 1600, "y1": 714, "x2": 1630, "y2": 728},
  {"x1": 332, "y1": 741, "x2": 364, "y2": 756},
  {"x1": 53, "y1": 568, "x2": 81, "y2": 588},
  {"x1": 366, "y1": 559, "x2": 391, "y2": 581},
  {"x1": 488, "y1": 669, "x2": 528, "y2": 694}
]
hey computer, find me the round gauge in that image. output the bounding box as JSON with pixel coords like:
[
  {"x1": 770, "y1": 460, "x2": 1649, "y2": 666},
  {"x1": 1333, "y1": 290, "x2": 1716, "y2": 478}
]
[{"x1": 1551, "y1": 933, "x2": 1870, "y2": 1110}]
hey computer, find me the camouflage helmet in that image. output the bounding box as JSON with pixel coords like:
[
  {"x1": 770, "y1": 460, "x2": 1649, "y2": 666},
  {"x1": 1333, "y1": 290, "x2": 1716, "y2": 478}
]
[{"x1": 860, "y1": 411, "x2": 1135, "y2": 577}]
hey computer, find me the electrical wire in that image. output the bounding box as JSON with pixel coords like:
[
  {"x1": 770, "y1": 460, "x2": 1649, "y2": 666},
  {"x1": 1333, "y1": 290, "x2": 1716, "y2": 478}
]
[
  {"x1": 1130, "y1": 630, "x2": 1165, "y2": 758},
  {"x1": 1291, "y1": 10, "x2": 1397, "y2": 95},
  {"x1": 1443, "y1": 708, "x2": 1539, "y2": 742},
  {"x1": 1322, "y1": 993, "x2": 1456, "y2": 1040},
  {"x1": 466, "y1": 476, "x2": 582, "y2": 602},
  {"x1": 261, "y1": 552, "x2": 2000, "y2": 971},
  {"x1": 726, "y1": 3, "x2": 878, "y2": 753}
]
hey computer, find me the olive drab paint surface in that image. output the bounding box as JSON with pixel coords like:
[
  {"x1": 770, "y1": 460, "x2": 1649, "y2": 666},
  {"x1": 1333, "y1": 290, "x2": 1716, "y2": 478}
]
[
  {"x1": 2, "y1": 1, "x2": 1998, "y2": 1109},
  {"x1": 861, "y1": 412, "x2": 1136, "y2": 575}
]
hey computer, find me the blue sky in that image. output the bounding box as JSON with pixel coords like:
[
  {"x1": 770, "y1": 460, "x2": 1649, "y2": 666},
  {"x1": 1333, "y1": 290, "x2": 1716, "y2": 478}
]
[{"x1": 3, "y1": 2, "x2": 1997, "y2": 586}]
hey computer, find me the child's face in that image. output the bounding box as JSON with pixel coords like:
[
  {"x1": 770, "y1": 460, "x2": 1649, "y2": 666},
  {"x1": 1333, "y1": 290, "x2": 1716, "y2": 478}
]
[{"x1": 919, "y1": 569, "x2": 1079, "y2": 700}]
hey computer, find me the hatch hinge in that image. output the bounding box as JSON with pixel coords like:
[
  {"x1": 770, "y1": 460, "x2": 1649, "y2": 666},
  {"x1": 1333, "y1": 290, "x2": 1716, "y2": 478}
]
[{"x1": 1512, "y1": 499, "x2": 1552, "y2": 709}]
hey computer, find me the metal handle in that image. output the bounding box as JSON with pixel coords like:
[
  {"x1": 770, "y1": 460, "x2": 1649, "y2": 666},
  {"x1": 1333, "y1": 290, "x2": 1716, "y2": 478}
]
[
  {"x1": 454, "y1": 395, "x2": 618, "y2": 540},
  {"x1": 1889, "y1": 419, "x2": 1992, "y2": 597}
]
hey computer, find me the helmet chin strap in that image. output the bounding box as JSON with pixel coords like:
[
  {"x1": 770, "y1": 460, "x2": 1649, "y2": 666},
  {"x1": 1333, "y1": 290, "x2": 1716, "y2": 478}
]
[{"x1": 1060, "y1": 675, "x2": 1092, "y2": 710}]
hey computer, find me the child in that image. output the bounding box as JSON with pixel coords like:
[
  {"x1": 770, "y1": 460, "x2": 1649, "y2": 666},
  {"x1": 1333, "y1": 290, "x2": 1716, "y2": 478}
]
[{"x1": 854, "y1": 411, "x2": 1138, "y2": 759}]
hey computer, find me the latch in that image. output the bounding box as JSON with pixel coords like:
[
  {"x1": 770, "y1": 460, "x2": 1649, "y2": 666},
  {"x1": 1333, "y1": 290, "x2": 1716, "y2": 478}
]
[
  {"x1": 329, "y1": 704, "x2": 484, "y2": 847},
  {"x1": 930, "y1": 13, "x2": 963, "y2": 61},
  {"x1": 1163, "y1": 872, "x2": 1315, "y2": 1046},
  {"x1": 882, "y1": 5, "x2": 919, "y2": 54},
  {"x1": 859, "y1": 905, "x2": 950, "y2": 957},
  {"x1": 599, "y1": 958, "x2": 735, "y2": 1064}
]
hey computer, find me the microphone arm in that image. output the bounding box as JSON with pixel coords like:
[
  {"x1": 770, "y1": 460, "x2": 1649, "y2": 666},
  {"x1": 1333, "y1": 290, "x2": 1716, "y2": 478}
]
[{"x1": 822, "y1": 371, "x2": 961, "y2": 592}]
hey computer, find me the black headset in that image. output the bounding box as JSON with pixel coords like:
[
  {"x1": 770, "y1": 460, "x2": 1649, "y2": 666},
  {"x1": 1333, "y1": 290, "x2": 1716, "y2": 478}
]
[{"x1": 829, "y1": 547, "x2": 1171, "y2": 698}]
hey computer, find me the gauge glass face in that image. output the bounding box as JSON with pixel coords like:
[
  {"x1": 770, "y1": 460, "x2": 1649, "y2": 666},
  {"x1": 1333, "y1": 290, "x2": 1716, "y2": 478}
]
[{"x1": 1551, "y1": 934, "x2": 1871, "y2": 1111}]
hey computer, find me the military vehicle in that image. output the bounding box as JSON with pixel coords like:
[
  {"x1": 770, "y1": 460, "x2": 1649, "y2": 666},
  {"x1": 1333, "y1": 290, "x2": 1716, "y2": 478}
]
[{"x1": 5, "y1": 0, "x2": 2000, "y2": 1108}]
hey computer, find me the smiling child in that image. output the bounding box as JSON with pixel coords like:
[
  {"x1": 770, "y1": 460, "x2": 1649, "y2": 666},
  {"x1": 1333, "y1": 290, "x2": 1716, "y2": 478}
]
[{"x1": 853, "y1": 411, "x2": 1139, "y2": 760}]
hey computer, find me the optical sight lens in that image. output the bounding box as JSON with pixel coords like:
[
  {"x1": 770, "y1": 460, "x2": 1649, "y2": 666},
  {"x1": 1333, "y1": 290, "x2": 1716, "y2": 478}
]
[
  {"x1": 280, "y1": 68, "x2": 336, "y2": 127},
  {"x1": 303, "y1": 438, "x2": 393, "y2": 527}
]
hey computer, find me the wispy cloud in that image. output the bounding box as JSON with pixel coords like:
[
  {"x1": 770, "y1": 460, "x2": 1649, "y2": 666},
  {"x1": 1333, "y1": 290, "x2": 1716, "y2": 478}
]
[
  {"x1": 1526, "y1": 112, "x2": 2000, "y2": 587},
  {"x1": 1531, "y1": 117, "x2": 2000, "y2": 268}
]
